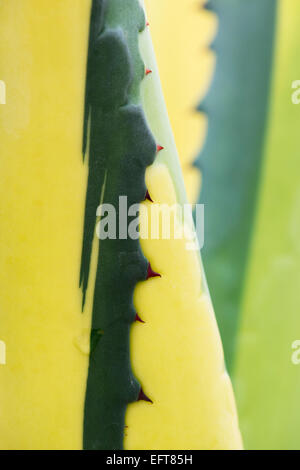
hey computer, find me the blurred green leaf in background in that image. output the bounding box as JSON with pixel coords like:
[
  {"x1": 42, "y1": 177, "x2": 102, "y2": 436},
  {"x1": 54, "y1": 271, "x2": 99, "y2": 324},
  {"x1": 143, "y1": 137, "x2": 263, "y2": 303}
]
[
  {"x1": 200, "y1": 0, "x2": 300, "y2": 450},
  {"x1": 198, "y1": 0, "x2": 277, "y2": 374}
]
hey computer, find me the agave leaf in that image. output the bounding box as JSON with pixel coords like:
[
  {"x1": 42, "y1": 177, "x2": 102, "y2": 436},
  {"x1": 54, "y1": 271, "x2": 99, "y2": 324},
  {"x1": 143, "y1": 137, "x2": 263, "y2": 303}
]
[
  {"x1": 198, "y1": 0, "x2": 278, "y2": 373},
  {"x1": 145, "y1": 0, "x2": 217, "y2": 204},
  {"x1": 146, "y1": 0, "x2": 300, "y2": 450},
  {"x1": 0, "y1": 0, "x2": 242, "y2": 450},
  {"x1": 234, "y1": 0, "x2": 300, "y2": 449}
]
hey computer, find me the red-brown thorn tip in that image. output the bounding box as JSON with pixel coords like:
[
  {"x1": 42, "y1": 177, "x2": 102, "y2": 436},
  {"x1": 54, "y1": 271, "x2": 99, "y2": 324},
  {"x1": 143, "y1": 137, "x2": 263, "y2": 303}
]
[
  {"x1": 138, "y1": 388, "x2": 153, "y2": 404},
  {"x1": 145, "y1": 68, "x2": 152, "y2": 76},
  {"x1": 147, "y1": 263, "x2": 161, "y2": 280},
  {"x1": 156, "y1": 145, "x2": 164, "y2": 153},
  {"x1": 146, "y1": 21, "x2": 150, "y2": 26},
  {"x1": 135, "y1": 313, "x2": 145, "y2": 324},
  {"x1": 145, "y1": 190, "x2": 153, "y2": 203}
]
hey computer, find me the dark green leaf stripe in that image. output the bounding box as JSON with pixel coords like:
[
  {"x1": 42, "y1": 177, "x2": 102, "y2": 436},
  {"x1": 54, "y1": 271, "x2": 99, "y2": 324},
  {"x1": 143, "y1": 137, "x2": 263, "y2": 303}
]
[
  {"x1": 197, "y1": 0, "x2": 278, "y2": 372},
  {"x1": 81, "y1": 0, "x2": 157, "y2": 450}
]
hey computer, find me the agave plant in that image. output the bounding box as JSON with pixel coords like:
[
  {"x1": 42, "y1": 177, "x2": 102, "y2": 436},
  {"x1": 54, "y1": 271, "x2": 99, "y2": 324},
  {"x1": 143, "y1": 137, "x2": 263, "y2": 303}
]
[
  {"x1": 148, "y1": 0, "x2": 300, "y2": 450},
  {"x1": 0, "y1": 0, "x2": 242, "y2": 450}
]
